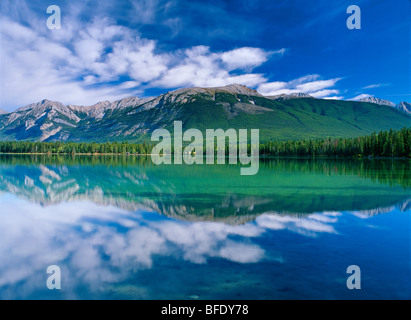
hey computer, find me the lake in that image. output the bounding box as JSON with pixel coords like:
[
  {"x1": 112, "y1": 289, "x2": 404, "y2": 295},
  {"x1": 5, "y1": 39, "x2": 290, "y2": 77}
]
[{"x1": 0, "y1": 155, "x2": 409, "y2": 299}]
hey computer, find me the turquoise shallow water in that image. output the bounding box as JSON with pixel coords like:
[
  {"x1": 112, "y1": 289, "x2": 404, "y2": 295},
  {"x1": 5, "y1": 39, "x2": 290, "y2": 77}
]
[{"x1": 0, "y1": 155, "x2": 409, "y2": 299}]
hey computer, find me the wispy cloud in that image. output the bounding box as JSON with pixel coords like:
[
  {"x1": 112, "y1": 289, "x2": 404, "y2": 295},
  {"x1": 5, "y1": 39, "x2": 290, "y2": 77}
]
[
  {"x1": 351, "y1": 93, "x2": 371, "y2": 101},
  {"x1": 257, "y1": 74, "x2": 343, "y2": 98},
  {"x1": 322, "y1": 96, "x2": 344, "y2": 100},
  {"x1": 362, "y1": 83, "x2": 389, "y2": 89},
  {"x1": 255, "y1": 212, "x2": 338, "y2": 238}
]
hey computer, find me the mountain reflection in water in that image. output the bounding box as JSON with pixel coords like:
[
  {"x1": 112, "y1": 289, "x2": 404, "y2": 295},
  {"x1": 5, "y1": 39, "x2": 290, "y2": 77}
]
[
  {"x1": 0, "y1": 155, "x2": 409, "y2": 222},
  {"x1": 0, "y1": 155, "x2": 409, "y2": 299}
]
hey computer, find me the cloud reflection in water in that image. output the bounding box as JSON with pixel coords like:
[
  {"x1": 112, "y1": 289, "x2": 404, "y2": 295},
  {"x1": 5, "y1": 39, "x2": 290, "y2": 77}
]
[{"x1": 0, "y1": 193, "x2": 346, "y2": 298}]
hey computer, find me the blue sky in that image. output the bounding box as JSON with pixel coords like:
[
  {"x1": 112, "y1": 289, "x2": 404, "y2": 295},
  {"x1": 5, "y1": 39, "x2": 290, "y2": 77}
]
[{"x1": 0, "y1": 0, "x2": 410, "y2": 111}]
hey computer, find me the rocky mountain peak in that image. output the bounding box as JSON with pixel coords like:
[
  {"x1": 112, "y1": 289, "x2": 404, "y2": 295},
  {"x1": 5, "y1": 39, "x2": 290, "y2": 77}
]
[
  {"x1": 110, "y1": 97, "x2": 143, "y2": 109},
  {"x1": 396, "y1": 101, "x2": 411, "y2": 114},
  {"x1": 16, "y1": 99, "x2": 65, "y2": 112},
  {"x1": 265, "y1": 92, "x2": 314, "y2": 100},
  {"x1": 210, "y1": 83, "x2": 263, "y2": 96},
  {"x1": 166, "y1": 84, "x2": 263, "y2": 99},
  {"x1": 359, "y1": 96, "x2": 396, "y2": 107},
  {"x1": 90, "y1": 101, "x2": 111, "y2": 108},
  {"x1": 288, "y1": 92, "x2": 313, "y2": 98}
]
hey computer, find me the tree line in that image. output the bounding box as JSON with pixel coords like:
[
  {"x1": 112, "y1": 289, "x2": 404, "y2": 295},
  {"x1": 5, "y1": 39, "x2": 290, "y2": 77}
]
[
  {"x1": 0, "y1": 127, "x2": 410, "y2": 158},
  {"x1": 260, "y1": 127, "x2": 410, "y2": 158},
  {"x1": 0, "y1": 140, "x2": 154, "y2": 155}
]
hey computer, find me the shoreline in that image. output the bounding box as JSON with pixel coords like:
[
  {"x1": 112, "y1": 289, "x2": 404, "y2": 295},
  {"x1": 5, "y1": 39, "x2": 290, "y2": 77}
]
[{"x1": 0, "y1": 152, "x2": 409, "y2": 160}]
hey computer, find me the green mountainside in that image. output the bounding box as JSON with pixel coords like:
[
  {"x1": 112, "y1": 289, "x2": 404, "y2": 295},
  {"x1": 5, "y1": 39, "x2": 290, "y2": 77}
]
[{"x1": 0, "y1": 84, "x2": 409, "y2": 142}]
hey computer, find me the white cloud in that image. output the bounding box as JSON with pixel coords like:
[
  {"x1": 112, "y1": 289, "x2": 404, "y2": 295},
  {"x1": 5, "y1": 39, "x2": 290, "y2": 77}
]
[
  {"x1": 310, "y1": 89, "x2": 339, "y2": 98},
  {"x1": 296, "y1": 79, "x2": 341, "y2": 93},
  {"x1": 75, "y1": 38, "x2": 104, "y2": 65},
  {"x1": 0, "y1": 187, "x2": 350, "y2": 298},
  {"x1": 308, "y1": 213, "x2": 338, "y2": 223},
  {"x1": 119, "y1": 81, "x2": 140, "y2": 89},
  {"x1": 221, "y1": 47, "x2": 282, "y2": 71},
  {"x1": 362, "y1": 83, "x2": 389, "y2": 89},
  {"x1": 351, "y1": 94, "x2": 371, "y2": 101},
  {"x1": 0, "y1": 16, "x2": 142, "y2": 107},
  {"x1": 130, "y1": 0, "x2": 162, "y2": 24},
  {"x1": 0, "y1": 2, "x2": 346, "y2": 111},
  {"x1": 257, "y1": 81, "x2": 288, "y2": 95},
  {"x1": 152, "y1": 46, "x2": 268, "y2": 89},
  {"x1": 322, "y1": 96, "x2": 344, "y2": 100},
  {"x1": 219, "y1": 242, "x2": 264, "y2": 263},
  {"x1": 289, "y1": 74, "x2": 321, "y2": 85},
  {"x1": 257, "y1": 74, "x2": 343, "y2": 98},
  {"x1": 0, "y1": 195, "x2": 269, "y2": 297},
  {"x1": 256, "y1": 212, "x2": 338, "y2": 237},
  {"x1": 0, "y1": 10, "x2": 277, "y2": 110}
]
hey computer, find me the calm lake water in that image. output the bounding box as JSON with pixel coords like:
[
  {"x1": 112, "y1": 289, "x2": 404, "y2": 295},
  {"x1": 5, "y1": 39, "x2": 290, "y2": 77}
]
[{"x1": 0, "y1": 155, "x2": 410, "y2": 300}]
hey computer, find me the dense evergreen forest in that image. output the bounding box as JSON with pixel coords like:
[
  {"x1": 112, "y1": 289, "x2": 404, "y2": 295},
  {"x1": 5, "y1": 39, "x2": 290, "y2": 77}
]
[
  {"x1": 260, "y1": 127, "x2": 410, "y2": 157},
  {"x1": 0, "y1": 127, "x2": 410, "y2": 158}
]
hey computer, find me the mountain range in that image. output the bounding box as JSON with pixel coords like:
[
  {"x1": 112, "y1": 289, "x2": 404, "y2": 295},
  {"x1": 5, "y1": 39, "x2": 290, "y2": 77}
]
[
  {"x1": 359, "y1": 96, "x2": 411, "y2": 114},
  {"x1": 0, "y1": 84, "x2": 410, "y2": 142}
]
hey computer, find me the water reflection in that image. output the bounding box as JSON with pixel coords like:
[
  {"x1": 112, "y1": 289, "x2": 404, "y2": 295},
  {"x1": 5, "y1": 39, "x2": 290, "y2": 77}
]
[
  {"x1": 0, "y1": 155, "x2": 410, "y2": 222},
  {"x1": 0, "y1": 196, "x2": 260, "y2": 297},
  {"x1": 0, "y1": 194, "x2": 409, "y2": 299},
  {"x1": 0, "y1": 194, "x2": 380, "y2": 299},
  {"x1": 0, "y1": 155, "x2": 410, "y2": 299}
]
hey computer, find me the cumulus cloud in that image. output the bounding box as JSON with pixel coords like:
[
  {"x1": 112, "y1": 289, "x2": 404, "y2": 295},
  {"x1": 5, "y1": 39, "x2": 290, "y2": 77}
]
[
  {"x1": 0, "y1": 1, "x2": 346, "y2": 112},
  {"x1": 0, "y1": 6, "x2": 278, "y2": 110},
  {"x1": 220, "y1": 47, "x2": 283, "y2": 71},
  {"x1": 0, "y1": 16, "x2": 141, "y2": 108},
  {"x1": 151, "y1": 45, "x2": 269, "y2": 88}
]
